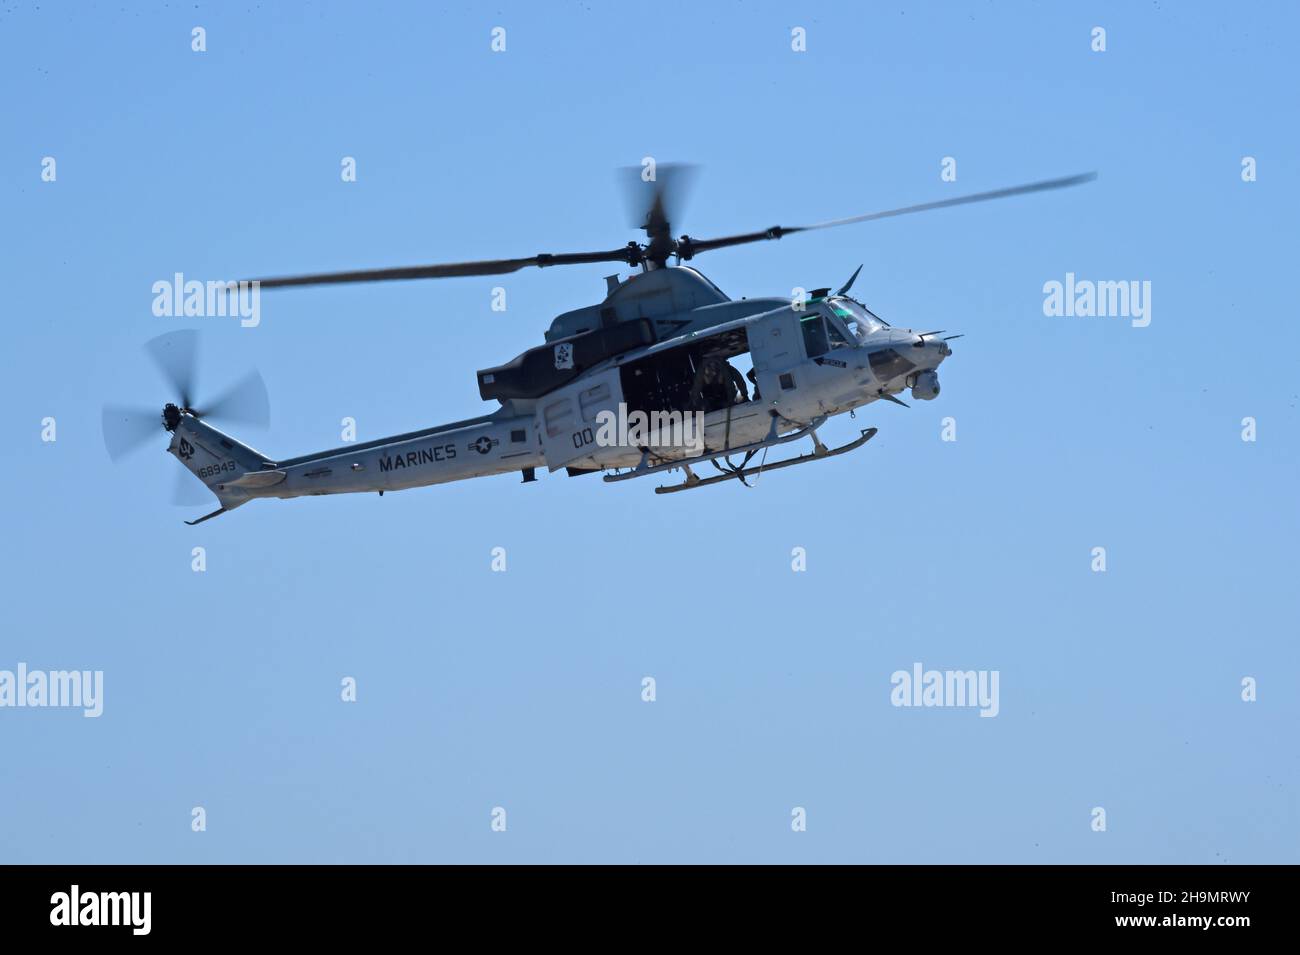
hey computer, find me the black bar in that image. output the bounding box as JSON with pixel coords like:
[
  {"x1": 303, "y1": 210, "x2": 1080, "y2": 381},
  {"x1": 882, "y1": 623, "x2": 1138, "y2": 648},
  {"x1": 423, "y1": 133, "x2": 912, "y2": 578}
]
[{"x1": 0, "y1": 864, "x2": 1287, "y2": 941}]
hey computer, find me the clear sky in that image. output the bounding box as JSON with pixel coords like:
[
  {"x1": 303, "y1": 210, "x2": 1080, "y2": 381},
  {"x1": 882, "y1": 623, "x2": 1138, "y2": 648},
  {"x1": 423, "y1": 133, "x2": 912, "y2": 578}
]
[{"x1": 2, "y1": 1, "x2": 1296, "y2": 863}]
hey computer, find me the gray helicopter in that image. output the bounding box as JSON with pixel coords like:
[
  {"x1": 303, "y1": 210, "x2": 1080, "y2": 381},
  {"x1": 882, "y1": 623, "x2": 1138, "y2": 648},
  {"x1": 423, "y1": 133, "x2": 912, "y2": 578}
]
[{"x1": 102, "y1": 168, "x2": 1094, "y2": 523}]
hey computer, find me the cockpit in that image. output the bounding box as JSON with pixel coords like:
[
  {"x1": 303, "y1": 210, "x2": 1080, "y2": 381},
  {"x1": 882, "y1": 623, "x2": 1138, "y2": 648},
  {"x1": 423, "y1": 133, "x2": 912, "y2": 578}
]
[
  {"x1": 828, "y1": 297, "x2": 888, "y2": 343},
  {"x1": 798, "y1": 297, "x2": 889, "y2": 357}
]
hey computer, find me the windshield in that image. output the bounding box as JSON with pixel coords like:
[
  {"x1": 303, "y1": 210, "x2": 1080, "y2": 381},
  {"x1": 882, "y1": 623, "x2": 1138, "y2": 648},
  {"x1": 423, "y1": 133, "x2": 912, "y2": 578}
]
[{"x1": 830, "y1": 298, "x2": 886, "y2": 343}]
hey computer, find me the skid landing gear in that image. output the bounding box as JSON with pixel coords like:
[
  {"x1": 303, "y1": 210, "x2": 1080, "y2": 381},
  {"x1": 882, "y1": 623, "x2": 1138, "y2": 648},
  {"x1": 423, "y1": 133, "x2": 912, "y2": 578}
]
[{"x1": 652, "y1": 426, "x2": 877, "y2": 494}]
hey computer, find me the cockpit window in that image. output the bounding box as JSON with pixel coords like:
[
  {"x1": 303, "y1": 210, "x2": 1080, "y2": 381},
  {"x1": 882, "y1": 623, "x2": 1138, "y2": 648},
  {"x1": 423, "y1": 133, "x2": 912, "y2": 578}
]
[
  {"x1": 800, "y1": 304, "x2": 855, "y2": 358},
  {"x1": 826, "y1": 317, "x2": 851, "y2": 349},
  {"x1": 830, "y1": 297, "x2": 887, "y2": 343}
]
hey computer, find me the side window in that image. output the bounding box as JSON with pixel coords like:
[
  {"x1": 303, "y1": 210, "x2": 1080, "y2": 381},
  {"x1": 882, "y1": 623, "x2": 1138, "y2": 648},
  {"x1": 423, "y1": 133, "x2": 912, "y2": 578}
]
[
  {"x1": 826, "y1": 317, "x2": 851, "y2": 349},
  {"x1": 868, "y1": 348, "x2": 917, "y2": 381},
  {"x1": 800, "y1": 315, "x2": 829, "y2": 358}
]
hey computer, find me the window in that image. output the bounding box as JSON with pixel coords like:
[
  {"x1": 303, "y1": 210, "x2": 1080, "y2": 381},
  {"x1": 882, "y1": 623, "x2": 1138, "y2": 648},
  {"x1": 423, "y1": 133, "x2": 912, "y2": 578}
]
[
  {"x1": 826, "y1": 318, "x2": 851, "y2": 349},
  {"x1": 830, "y1": 298, "x2": 887, "y2": 343},
  {"x1": 800, "y1": 315, "x2": 830, "y2": 358},
  {"x1": 867, "y1": 348, "x2": 916, "y2": 382}
]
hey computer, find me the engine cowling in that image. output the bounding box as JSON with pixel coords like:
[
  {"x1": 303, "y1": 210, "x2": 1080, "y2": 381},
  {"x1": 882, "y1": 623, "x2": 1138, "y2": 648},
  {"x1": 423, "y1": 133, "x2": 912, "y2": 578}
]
[{"x1": 910, "y1": 370, "x2": 941, "y2": 401}]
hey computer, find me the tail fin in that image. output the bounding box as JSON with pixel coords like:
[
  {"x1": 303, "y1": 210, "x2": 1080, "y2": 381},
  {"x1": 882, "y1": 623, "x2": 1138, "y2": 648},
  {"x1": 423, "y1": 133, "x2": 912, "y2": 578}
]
[{"x1": 166, "y1": 413, "x2": 284, "y2": 512}]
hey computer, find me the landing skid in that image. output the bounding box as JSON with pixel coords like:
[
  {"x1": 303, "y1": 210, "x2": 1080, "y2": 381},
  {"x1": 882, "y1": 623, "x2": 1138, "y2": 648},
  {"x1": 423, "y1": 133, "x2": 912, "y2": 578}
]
[
  {"x1": 602, "y1": 413, "x2": 828, "y2": 485},
  {"x1": 652, "y1": 426, "x2": 877, "y2": 494}
]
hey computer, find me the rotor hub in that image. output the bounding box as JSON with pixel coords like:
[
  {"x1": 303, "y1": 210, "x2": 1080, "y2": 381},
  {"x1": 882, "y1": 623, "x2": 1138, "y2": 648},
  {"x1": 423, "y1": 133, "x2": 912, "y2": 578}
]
[{"x1": 162, "y1": 403, "x2": 182, "y2": 432}]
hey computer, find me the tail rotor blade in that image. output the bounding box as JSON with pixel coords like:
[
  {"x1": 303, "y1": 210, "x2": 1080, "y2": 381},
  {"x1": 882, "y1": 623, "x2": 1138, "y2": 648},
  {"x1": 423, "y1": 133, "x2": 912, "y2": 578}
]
[
  {"x1": 171, "y1": 466, "x2": 213, "y2": 506},
  {"x1": 143, "y1": 330, "x2": 199, "y2": 408},
  {"x1": 191, "y1": 368, "x2": 270, "y2": 429},
  {"x1": 102, "y1": 404, "x2": 162, "y2": 462}
]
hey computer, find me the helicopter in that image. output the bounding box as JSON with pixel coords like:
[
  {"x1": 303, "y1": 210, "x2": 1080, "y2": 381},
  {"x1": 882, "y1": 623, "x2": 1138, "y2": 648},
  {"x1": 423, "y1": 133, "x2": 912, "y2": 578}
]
[{"x1": 102, "y1": 167, "x2": 1095, "y2": 524}]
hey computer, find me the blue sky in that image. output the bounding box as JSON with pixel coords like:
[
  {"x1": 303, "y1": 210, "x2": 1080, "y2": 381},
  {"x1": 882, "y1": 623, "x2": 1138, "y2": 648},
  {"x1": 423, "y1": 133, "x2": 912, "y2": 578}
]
[{"x1": 1, "y1": 0, "x2": 1296, "y2": 863}]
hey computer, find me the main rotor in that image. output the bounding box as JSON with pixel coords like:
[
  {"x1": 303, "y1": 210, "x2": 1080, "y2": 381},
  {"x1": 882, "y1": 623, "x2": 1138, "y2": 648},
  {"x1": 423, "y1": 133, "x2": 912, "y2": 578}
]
[{"x1": 249, "y1": 165, "x2": 1096, "y2": 290}]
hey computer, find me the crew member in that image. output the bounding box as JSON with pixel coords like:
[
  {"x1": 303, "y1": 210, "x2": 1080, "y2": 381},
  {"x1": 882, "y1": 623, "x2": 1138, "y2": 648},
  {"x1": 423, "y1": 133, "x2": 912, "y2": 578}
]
[{"x1": 689, "y1": 357, "x2": 747, "y2": 411}]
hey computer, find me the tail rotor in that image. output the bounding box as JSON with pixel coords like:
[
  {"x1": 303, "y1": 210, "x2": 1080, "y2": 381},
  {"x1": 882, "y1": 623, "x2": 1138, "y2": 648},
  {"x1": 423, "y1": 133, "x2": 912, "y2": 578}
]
[{"x1": 100, "y1": 331, "x2": 271, "y2": 506}]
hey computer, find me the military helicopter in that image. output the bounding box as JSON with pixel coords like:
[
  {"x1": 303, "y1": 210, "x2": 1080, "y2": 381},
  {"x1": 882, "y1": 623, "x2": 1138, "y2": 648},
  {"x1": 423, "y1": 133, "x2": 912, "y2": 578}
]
[{"x1": 102, "y1": 167, "x2": 1094, "y2": 524}]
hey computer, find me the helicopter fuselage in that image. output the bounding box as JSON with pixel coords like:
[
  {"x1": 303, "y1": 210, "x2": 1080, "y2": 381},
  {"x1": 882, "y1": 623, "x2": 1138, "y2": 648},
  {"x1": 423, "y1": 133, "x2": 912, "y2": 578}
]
[{"x1": 165, "y1": 269, "x2": 950, "y2": 513}]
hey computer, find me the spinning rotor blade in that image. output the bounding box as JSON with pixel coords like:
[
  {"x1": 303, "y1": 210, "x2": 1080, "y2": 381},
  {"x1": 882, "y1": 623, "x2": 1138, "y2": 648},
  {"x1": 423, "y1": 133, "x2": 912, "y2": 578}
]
[
  {"x1": 191, "y1": 369, "x2": 270, "y2": 429},
  {"x1": 101, "y1": 332, "x2": 271, "y2": 479},
  {"x1": 796, "y1": 171, "x2": 1097, "y2": 232},
  {"x1": 250, "y1": 248, "x2": 640, "y2": 289},
  {"x1": 621, "y1": 163, "x2": 698, "y2": 249},
  {"x1": 102, "y1": 404, "x2": 163, "y2": 462},
  {"x1": 249, "y1": 169, "x2": 1095, "y2": 290},
  {"x1": 171, "y1": 466, "x2": 213, "y2": 506},
  {"x1": 143, "y1": 329, "x2": 199, "y2": 408},
  {"x1": 678, "y1": 172, "x2": 1097, "y2": 258},
  {"x1": 252, "y1": 164, "x2": 703, "y2": 289}
]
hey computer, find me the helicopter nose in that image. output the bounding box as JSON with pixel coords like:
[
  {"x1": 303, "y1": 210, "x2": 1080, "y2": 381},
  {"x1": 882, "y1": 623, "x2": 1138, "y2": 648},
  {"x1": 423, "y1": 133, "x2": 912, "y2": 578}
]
[{"x1": 911, "y1": 334, "x2": 951, "y2": 361}]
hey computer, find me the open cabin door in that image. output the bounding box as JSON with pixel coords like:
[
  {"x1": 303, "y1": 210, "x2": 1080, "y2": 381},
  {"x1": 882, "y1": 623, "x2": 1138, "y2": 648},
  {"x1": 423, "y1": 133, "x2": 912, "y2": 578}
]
[
  {"x1": 535, "y1": 366, "x2": 625, "y2": 471},
  {"x1": 747, "y1": 307, "x2": 802, "y2": 410}
]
